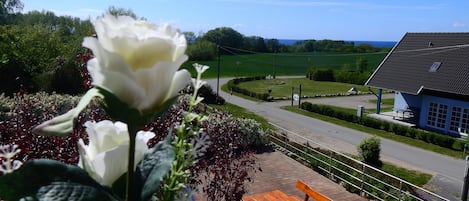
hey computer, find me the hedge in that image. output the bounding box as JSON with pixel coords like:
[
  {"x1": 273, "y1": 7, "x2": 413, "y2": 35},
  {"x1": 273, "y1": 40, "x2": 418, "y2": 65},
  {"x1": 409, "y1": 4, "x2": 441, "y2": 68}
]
[
  {"x1": 227, "y1": 77, "x2": 271, "y2": 101},
  {"x1": 300, "y1": 102, "x2": 465, "y2": 151}
]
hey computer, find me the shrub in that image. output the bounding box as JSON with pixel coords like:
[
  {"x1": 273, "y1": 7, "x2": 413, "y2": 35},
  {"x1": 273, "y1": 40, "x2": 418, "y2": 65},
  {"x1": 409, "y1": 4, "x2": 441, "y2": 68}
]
[
  {"x1": 358, "y1": 136, "x2": 382, "y2": 167},
  {"x1": 190, "y1": 84, "x2": 225, "y2": 105},
  {"x1": 1, "y1": 93, "x2": 260, "y2": 200},
  {"x1": 301, "y1": 102, "x2": 313, "y2": 111},
  {"x1": 312, "y1": 69, "x2": 335, "y2": 81},
  {"x1": 227, "y1": 77, "x2": 268, "y2": 101},
  {"x1": 297, "y1": 102, "x2": 464, "y2": 152},
  {"x1": 392, "y1": 124, "x2": 408, "y2": 136},
  {"x1": 363, "y1": 117, "x2": 382, "y2": 129}
]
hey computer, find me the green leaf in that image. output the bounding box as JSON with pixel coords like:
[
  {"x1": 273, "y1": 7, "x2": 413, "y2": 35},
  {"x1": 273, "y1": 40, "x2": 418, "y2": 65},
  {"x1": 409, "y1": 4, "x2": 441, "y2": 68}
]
[
  {"x1": 33, "y1": 88, "x2": 104, "y2": 136},
  {"x1": 97, "y1": 88, "x2": 152, "y2": 128},
  {"x1": 97, "y1": 87, "x2": 180, "y2": 128},
  {"x1": 0, "y1": 159, "x2": 119, "y2": 201},
  {"x1": 34, "y1": 181, "x2": 115, "y2": 201},
  {"x1": 136, "y1": 136, "x2": 175, "y2": 201}
]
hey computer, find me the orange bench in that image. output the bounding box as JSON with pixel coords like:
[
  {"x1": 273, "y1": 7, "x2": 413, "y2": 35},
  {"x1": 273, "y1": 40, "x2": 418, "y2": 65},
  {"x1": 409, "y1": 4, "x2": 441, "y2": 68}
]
[{"x1": 296, "y1": 180, "x2": 332, "y2": 201}]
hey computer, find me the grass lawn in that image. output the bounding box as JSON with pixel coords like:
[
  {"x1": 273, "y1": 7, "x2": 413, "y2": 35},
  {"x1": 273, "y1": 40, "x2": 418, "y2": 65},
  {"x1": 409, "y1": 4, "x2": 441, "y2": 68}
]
[
  {"x1": 237, "y1": 78, "x2": 370, "y2": 99},
  {"x1": 182, "y1": 52, "x2": 388, "y2": 78},
  {"x1": 369, "y1": 98, "x2": 394, "y2": 112},
  {"x1": 282, "y1": 106, "x2": 465, "y2": 159},
  {"x1": 381, "y1": 162, "x2": 431, "y2": 187}
]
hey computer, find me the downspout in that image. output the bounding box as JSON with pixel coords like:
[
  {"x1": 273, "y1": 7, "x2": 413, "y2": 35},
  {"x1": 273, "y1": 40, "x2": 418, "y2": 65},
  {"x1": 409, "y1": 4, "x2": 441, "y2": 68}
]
[
  {"x1": 368, "y1": 87, "x2": 382, "y2": 114},
  {"x1": 377, "y1": 89, "x2": 382, "y2": 114}
]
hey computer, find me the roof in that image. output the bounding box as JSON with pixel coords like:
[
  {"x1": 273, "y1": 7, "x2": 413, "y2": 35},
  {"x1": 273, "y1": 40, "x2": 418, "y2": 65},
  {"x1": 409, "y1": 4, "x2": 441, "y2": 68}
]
[{"x1": 365, "y1": 32, "x2": 469, "y2": 96}]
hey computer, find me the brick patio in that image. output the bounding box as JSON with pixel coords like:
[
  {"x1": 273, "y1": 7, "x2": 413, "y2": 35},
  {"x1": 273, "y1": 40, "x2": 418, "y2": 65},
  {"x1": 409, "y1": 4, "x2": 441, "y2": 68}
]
[{"x1": 195, "y1": 150, "x2": 367, "y2": 200}]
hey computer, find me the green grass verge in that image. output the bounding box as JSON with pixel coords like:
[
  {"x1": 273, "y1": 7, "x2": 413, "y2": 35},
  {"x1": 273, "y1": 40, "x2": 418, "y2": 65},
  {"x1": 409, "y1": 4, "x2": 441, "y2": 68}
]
[
  {"x1": 209, "y1": 102, "x2": 274, "y2": 130},
  {"x1": 381, "y1": 162, "x2": 432, "y2": 186},
  {"x1": 237, "y1": 78, "x2": 369, "y2": 98},
  {"x1": 369, "y1": 98, "x2": 394, "y2": 106},
  {"x1": 282, "y1": 106, "x2": 465, "y2": 159}
]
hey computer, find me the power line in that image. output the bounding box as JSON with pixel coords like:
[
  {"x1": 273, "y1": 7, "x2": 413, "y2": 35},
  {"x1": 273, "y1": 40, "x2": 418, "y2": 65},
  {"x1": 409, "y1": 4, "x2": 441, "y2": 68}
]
[{"x1": 220, "y1": 45, "x2": 388, "y2": 57}]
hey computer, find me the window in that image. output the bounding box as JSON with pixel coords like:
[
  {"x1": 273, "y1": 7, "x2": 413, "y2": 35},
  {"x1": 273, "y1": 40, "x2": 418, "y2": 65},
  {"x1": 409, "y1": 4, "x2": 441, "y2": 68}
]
[
  {"x1": 462, "y1": 109, "x2": 469, "y2": 133},
  {"x1": 450, "y1": 106, "x2": 469, "y2": 133},
  {"x1": 427, "y1": 102, "x2": 447, "y2": 129},
  {"x1": 450, "y1": 107, "x2": 461, "y2": 132},
  {"x1": 429, "y1": 62, "x2": 442, "y2": 72}
]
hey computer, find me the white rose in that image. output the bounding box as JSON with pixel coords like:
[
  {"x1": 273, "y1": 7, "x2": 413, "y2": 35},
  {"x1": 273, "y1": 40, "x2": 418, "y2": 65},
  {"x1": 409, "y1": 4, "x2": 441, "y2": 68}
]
[
  {"x1": 78, "y1": 120, "x2": 155, "y2": 187},
  {"x1": 83, "y1": 14, "x2": 191, "y2": 114}
]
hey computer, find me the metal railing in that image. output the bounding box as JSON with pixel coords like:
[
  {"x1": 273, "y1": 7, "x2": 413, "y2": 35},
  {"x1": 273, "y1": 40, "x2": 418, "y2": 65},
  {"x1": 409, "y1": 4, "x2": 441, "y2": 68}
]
[{"x1": 268, "y1": 122, "x2": 450, "y2": 201}]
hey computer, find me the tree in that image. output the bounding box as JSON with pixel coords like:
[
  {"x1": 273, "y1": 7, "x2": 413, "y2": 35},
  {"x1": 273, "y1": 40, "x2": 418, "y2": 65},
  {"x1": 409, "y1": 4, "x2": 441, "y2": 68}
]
[
  {"x1": 183, "y1": 31, "x2": 196, "y2": 44},
  {"x1": 355, "y1": 43, "x2": 375, "y2": 53},
  {"x1": 0, "y1": 10, "x2": 93, "y2": 95},
  {"x1": 266, "y1": 39, "x2": 280, "y2": 53},
  {"x1": 304, "y1": 40, "x2": 316, "y2": 52},
  {"x1": 202, "y1": 27, "x2": 243, "y2": 49},
  {"x1": 356, "y1": 56, "x2": 368, "y2": 73},
  {"x1": 106, "y1": 6, "x2": 138, "y2": 19},
  {"x1": 357, "y1": 136, "x2": 382, "y2": 167},
  {"x1": 186, "y1": 40, "x2": 217, "y2": 61},
  {"x1": 0, "y1": 0, "x2": 23, "y2": 23},
  {"x1": 0, "y1": 24, "x2": 66, "y2": 94}
]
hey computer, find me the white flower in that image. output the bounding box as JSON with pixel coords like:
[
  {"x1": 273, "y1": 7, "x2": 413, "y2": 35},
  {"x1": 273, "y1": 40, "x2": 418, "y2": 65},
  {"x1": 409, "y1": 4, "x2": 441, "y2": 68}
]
[
  {"x1": 191, "y1": 63, "x2": 209, "y2": 91},
  {"x1": 78, "y1": 120, "x2": 155, "y2": 187},
  {"x1": 83, "y1": 14, "x2": 191, "y2": 114},
  {"x1": 0, "y1": 144, "x2": 22, "y2": 174}
]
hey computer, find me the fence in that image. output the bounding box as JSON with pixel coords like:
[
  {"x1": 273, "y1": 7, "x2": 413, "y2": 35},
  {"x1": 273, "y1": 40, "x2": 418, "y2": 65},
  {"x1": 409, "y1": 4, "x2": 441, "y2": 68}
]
[{"x1": 267, "y1": 122, "x2": 450, "y2": 201}]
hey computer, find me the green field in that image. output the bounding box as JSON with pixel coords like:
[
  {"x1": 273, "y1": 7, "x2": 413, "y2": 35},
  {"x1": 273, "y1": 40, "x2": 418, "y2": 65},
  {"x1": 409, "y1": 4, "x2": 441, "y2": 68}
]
[
  {"x1": 182, "y1": 52, "x2": 388, "y2": 78},
  {"x1": 236, "y1": 78, "x2": 371, "y2": 98}
]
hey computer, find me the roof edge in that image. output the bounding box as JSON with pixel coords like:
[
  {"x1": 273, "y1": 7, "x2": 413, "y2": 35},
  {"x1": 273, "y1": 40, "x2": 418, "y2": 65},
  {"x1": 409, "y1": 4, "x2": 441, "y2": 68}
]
[{"x1": 364, "y1": 32, "x2": 407, "y2": 86}]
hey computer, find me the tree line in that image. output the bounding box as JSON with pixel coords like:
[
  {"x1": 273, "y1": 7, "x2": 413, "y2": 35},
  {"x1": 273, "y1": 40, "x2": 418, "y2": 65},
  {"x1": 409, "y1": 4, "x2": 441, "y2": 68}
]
[{"x1": 185, "y1": 27, "x2": 390, "y2": 61}]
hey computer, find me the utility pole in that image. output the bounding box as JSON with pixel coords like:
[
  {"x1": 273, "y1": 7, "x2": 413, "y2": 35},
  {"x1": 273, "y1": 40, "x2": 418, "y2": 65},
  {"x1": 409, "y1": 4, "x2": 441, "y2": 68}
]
[
  {"x1": 216, "y1": 45, "x2": 221, "y2": 103},
  {"x1": 273, "y1": 52, "x2": 276, "y2": 79},
  {"x1": 299, "y1": 84, "x2": 302, "y2": 108}
]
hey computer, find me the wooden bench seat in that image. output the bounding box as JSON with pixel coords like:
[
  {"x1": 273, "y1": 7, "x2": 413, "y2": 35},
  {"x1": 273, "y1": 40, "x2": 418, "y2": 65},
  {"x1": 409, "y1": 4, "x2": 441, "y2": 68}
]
[
  {"x1": 243, "y1": 190, "x2": 303, "y2": 201},
  {"x1": 296, "y1": 180, "x2": 332, "y2": 201}
]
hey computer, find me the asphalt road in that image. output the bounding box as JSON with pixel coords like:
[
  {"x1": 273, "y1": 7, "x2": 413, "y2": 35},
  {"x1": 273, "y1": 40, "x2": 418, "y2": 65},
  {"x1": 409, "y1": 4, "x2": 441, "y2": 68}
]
[{"x1": 207, "y1": 77, "x2": 467, "y2": 201}]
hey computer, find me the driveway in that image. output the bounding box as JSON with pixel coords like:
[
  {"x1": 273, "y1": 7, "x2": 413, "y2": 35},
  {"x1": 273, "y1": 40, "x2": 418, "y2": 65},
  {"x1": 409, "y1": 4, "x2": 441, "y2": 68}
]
[{"x1": 207, "y1": 77, "x2": 467, "y2": 201}]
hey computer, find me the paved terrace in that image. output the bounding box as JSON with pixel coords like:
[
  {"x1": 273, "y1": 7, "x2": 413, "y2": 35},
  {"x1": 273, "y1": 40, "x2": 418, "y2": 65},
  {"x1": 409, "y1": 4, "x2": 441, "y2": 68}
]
[{"x1": 195, "y1": 151, "x2": 366, "y2": 200}]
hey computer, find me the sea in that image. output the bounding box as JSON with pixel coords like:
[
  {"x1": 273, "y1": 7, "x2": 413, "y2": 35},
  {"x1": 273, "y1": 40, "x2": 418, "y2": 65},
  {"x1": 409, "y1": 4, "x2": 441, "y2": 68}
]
[{"x1": 278, "y1": 39, "x2": 397, "y2": 48}]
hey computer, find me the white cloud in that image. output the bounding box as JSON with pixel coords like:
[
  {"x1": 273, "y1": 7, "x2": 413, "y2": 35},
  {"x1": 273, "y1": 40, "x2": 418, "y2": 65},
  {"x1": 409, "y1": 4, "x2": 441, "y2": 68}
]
[{"x1": 453, "y1": 21, "x2": 466, "y2": 28}]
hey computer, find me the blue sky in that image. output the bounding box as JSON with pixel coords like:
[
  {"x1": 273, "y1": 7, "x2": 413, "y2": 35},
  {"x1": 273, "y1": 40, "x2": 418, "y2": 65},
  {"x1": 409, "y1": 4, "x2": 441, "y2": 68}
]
[{"x1": 21, "y1": 0, "x2": 469, "y2": 41}]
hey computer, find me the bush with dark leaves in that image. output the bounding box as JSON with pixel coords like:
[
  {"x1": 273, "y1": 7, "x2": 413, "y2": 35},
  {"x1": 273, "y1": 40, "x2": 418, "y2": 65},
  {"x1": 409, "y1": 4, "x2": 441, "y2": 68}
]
[{"x1": 1, "y1": 93, "x2": 259, "y2": 200}]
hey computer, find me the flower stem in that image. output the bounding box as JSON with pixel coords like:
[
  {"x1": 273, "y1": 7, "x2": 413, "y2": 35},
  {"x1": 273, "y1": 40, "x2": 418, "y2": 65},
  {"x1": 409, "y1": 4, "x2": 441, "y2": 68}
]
[{"x1": 126, "y1": 125, "x2": 138, "y2": 201}]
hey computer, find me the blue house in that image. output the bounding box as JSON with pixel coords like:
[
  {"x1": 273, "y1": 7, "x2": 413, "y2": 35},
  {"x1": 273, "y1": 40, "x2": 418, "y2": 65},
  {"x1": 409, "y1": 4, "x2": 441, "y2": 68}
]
[{"x1": 365, "y1": 33, "x2": 469, "y2": 137}]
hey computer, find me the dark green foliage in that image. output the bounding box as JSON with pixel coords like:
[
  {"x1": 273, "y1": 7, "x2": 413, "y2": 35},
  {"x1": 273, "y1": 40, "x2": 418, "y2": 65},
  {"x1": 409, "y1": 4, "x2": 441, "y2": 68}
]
[
  {"x1": 1, "y1": 11, "x2": 93, "y2": 95},
  {"x1": 186, "y1": 40, "x2": 217, "y2": 61},
  {"x1": 300, "y1": 102, "x2": 465, "y2": 151},
  {"x1": 202, "y1": 27, "x2": 244, "y2": 50},
  {"x1": 0, "y1": 159, "x2": 118, "y2": 201},
  {"x1": 362, "y1": 118, "x2": 383, "y2": 129},
  {"x1": 227, "y1": 77, "x2": 271, "y2": 101},
  {"x1": 196, "y1": 84, "x2": 225, "y2": 105},
  {"x1": 334, "y1": 70, "x2": 371, "y2": 85},
  {"x1": 137, "y1": 136, "x2": 174, "y2": 201},
  {"x1": 312, "y1": 69, "x2": 335, "y2": 81},
  {"x1": 358, "y1": 136, "x2": 382, "y2": 167}
]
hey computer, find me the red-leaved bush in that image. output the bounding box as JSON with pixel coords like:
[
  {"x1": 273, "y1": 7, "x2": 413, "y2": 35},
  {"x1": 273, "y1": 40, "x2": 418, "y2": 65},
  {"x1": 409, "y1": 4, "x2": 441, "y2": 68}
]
[{"x1": 0, "y1": 92, "x2": 262, "y2": 200}]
